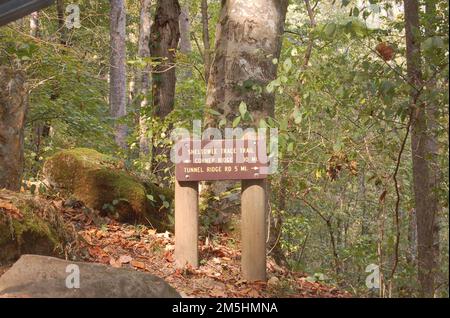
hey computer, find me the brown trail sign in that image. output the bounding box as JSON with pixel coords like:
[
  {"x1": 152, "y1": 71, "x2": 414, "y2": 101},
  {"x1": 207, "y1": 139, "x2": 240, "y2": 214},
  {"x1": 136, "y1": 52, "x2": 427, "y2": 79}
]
[
  {"x1": 174, "y1": 138, "x2": 269, "y2": 281},
  {"x1": 175, "y1": 138, "x2": 268, "y2": 181}
]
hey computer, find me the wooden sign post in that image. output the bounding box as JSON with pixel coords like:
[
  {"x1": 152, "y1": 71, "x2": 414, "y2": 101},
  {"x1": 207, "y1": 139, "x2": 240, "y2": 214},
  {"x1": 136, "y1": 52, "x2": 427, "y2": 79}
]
[{"x1": 174, "y1": 138, "x2": 268, "y2": 281}]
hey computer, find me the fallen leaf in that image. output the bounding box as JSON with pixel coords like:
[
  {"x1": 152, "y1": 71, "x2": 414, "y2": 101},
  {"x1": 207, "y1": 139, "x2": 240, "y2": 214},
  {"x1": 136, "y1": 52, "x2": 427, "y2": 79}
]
[
  {"x1": 248, "y1": 289, "x2": 260, "y2": 298},
  {"x1": 0, "y1": 201, "x2": 23, "y2": 219},
  {"x1": 267, "y1": 276, "x2": 280, "y2": 288},
  {"x1": 118, "y1": 255, "x2": 132, "y2": 264},
  {"x1": 109, "y1": 258, "x2": 122, "y2": 268},
  {"x1": 210, "y1": 289, "x2": 227, "y2": 297},
  {"x1": 165, "y1": 244, "x2": 175, "y2": 252},
  {"x1": 131, "y1": 260, "x2": 146, "y2": 269},
  {"x1": 164, "y1": 251, "x2": 174, "y2": 263}
]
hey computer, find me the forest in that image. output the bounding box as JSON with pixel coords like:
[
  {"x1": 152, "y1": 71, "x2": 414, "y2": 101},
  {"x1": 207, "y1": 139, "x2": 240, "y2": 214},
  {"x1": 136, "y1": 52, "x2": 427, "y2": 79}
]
[{"x1": 0, "y1": 0, "x2": 448, "y2": 299}]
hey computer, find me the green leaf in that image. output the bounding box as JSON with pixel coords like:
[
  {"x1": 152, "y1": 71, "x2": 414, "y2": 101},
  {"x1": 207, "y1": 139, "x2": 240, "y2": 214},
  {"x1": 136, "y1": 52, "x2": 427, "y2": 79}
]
[
  {"x1": 218, "y1": 118, "x2": 227, "y2": 127},
  {"x1": 239, "y1": 101, "x2": 247, "y2": 116},
  {"x1": 324, "y1": 23, "x2": 337, "y2": 37},
  {"x1": 287, "y1": 142, "x2": 294, "y2": 153},
  {"x1": 283, "y1": 58, "x2": 293, "y2": 72},
  {"x1": 333, "y1": 140, "x2": 343, "y2": 152},
  {"x1": 423, "y1": 36, "x2": 444, "y2": 51},
  {"x1": 266, "y1": 81, "x2": 275, "y2": 93},
  {"x1": 259, "y1": 119, "x2": 268, "y2": 128},
  {"x1": 232, "y1": 116, "x2": 241, "y2": 128},
  {"x1": 293, "y1": 108, "x2": 303, "y2": 124},
  {"x1": 206, "y1": 108, "x2": 221, "y2": 116}
]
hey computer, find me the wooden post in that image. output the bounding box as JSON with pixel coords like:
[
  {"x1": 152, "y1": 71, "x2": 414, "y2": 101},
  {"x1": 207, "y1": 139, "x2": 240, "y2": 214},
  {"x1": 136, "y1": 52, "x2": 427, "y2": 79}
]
[
  {"x1": 174, "y1": 180, "x2": 199, "y2": 268},
  {"x1": 241, "y1": 179, "x2": 267, "y2": 281}
]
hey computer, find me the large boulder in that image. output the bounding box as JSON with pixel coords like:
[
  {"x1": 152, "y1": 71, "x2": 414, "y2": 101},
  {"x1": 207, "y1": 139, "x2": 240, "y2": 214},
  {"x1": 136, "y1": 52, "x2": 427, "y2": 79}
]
[
  {"x1": 43, "y1": 148, "x2": 173, "y2": 231},
  {"x1": 0, "y1": 190, "x2": 78, "y2": 265},
  {"x1": 0, "y1": 255, "x2": 180, "y2": 298}
]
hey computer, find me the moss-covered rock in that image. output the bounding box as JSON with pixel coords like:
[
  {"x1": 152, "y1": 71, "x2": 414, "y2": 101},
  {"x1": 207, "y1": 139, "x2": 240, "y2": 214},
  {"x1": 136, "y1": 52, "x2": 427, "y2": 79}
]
[
  {"x1": 0, "y1": 190, "x2": 77, "y2": 265},
  {"x1": 43, "y1": 148, "x2": 173, "y2": 231}
]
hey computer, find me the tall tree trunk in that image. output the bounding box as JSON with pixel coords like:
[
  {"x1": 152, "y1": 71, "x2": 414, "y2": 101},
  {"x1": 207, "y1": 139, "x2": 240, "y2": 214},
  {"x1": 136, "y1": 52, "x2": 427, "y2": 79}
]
[
  {"x1": 206, "y1": 0, "x2": 288, "y2": 125},
  {"x1": 404, "y1": 0, "x2": 437, "y2": 298},
  {"x1": 179, "y1": 4, "x2": 192, "y2": 78},
  {"x1": 407, "y1": 208, "x2": 418, "y2": 265},
  {"x1": 56, "y1": 0, "x2": 67, "y2": 45},
  {"x1": 150, "y1": 0, "x2": 180, "y2": 183},
  {"x1": 424, "y1": 0, "x2": 441, "y2": 295},
  {"x1": 179, "y1": 5, "x2": 192, "y2": 54},
  {"x1": 205, "y1": 0, "x2": 289, "y2": 263},
  {"x1": 29, "y1": 11, "x2": 45, "y2": 166},
  {"x1": 150, "y1": 0, "x2": 180, "y2": 119},
  {"x1": 137, "y1": 0, "x2": 153, "y2": 156},
  {"x1": 30, "y1": 11, "x2": 39, "y2": 37},
  {"x1": 200, "y1": 0, "x2": 211, "y2": 82},
  {"x1": 0, "y1": 67, "x2": 27, "y2": 191},
  {"x1": 360, "y1": 164, "x2": 368, "y2": 235},
  {"x1": 109, "y1": 0, "x2": 127, "y2": 149}
]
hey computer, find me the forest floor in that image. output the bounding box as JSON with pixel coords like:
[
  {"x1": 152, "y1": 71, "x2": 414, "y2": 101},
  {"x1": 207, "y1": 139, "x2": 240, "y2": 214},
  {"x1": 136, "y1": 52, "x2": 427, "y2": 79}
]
[
  {"x1": 63, "y1": 201, "x2": 350, "y2": 298},
  {"x1": 2, "y1": 195, "x2": 351, "y2": 298}
]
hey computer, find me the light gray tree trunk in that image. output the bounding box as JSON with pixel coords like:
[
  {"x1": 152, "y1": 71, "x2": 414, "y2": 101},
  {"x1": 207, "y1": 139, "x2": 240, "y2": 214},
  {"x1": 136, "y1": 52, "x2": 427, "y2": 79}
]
[
  {"x1": 201, "y1": 0, "x2": 211, "y2": 82},
  {"x1": 404, "y1": 0, "x2": 438, "y2": 298},
  {"x1": 109, "y1": 0, "x2": 127, "y2": 149},
  {"x1": 179, "y1": 4, "x2": 192, "y2": 78},
  {"x1": 30, "y1": 11, "x2": 39, "y2": 37},
  {"x1": 137, "y1": 0, "x2": 153, "y2": 156},
  {"x1": 204, "y1": 0, "x2": 289, "y2": 263},
  {"x1": 0, "y1": 67, "x2": 28, "y2": 191},
  {"x1": 29, "y1": 11, "x2": 46, "y2": 165},
  {"x1": 205, "y1": 0, "x2": 288, "y2": 126},
  {"x1": 179, "y1": 5, "x2": 192, "y2": 54}
]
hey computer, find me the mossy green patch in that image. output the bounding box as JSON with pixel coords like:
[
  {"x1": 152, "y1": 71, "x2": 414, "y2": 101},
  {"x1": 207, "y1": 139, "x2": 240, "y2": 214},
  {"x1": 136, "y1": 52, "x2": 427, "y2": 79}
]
[
  {"x1": 43, "y1": 148, "x2": 173, "y2": 231},
  {"x1": 0, "y1": 190, "x2": 77, "y2": 264}
]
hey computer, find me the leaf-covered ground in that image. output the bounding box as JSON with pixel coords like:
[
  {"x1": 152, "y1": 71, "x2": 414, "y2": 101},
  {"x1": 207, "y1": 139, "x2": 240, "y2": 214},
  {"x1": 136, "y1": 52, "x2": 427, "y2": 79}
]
[
  {"x1": 61, "y1": 201, "x2": 350, "y2": 298},
  {"x1": 1, "y1": 195, "x2": 350, "y2": 298}
]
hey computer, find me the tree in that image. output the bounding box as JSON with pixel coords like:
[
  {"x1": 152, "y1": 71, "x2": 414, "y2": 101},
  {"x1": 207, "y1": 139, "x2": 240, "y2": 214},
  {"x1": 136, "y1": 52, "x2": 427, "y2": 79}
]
[
  {"x1": 29, "y1": 11, "x2": 51, "y2": 167},
  {"x1": 404, "y1": 0, "x2": 438, "y2": 297},
  {"x1": 201, "y1": 0, "x2": 211, "y2": 82},
  {"x1": 151, "y1": 0, "x2": 180, "y2": 119},
  {"x1": 179, "y1": 3, "x2": 192, "y2": 55},
  {"x1": 30, "y1": 11, "x2": 39, "y2": 37},
  {"x1": 150, "y1": 0, "x2": 180, "y2": 182},
  {"x1": 179, "y1": 3, "x2": 192, "y2": 79},
  {"x1": 137, "y1": 0, "x2": 153, "y2": 155},
  {"x1": 205, "y1": 0, "x2": 289, "y2": 264},
  {"x1": 206, "y1": 0, "x2": 288, "y2": 124},
  {"x1": 109, "y1": 0, "x2": 127, "y2": 149},
  {"x1": 0, "y1": 67, "x2": 27, "y2": 191},
  {"x1": 56, "y1": 0, "x2": 67, "y2": 45}
]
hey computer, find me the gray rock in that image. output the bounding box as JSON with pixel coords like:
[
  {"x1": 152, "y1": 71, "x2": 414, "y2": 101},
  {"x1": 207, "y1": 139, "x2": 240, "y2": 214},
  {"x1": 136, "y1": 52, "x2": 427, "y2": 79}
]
[{"x1": 0, "y1": 255, "x2": 180, "y2": 298}]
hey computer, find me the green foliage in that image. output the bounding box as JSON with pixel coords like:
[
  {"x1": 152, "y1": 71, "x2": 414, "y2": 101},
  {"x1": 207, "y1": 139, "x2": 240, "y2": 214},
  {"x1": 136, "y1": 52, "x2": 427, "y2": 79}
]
[{"x1": 276, "y1": 0, "x2": 449, "y2": 297}]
